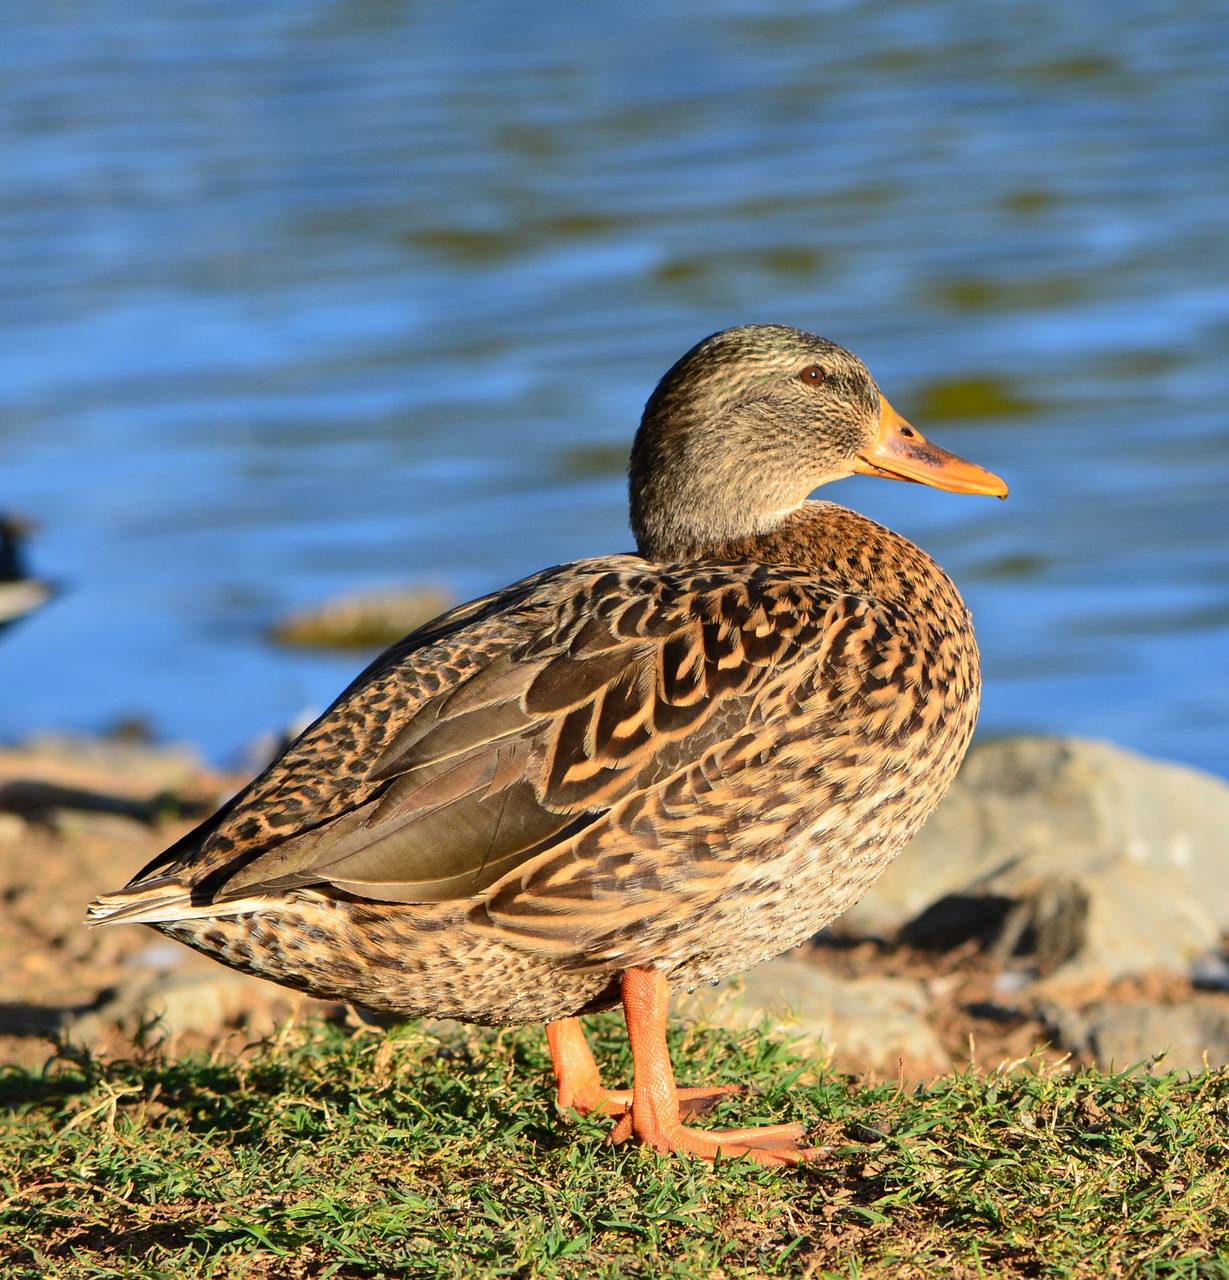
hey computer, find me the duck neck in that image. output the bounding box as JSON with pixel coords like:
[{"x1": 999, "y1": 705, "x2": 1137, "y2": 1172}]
[
  {"x1": 628, "y1": 411, "x2": 812, "y2": 563},
  {"x1": 630, "y1": 483, "x2": 801, "y2": 563},
  {"x1": 654, "y1": 500, "x2": 965, "y2": 618}
]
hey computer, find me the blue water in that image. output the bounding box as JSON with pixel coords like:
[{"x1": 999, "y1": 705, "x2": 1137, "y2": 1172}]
[{"x1": 1, "y1": 0, "x2": 1227, "y2": 777}]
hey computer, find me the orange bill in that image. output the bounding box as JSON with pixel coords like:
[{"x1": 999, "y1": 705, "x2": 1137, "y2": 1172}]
[{"x1": 854, "y1": 398, "x2": 1008, "y2": 498}]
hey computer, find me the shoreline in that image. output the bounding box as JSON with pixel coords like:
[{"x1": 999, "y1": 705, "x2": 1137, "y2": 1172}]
[{"x1": 1, "y1": 728, "x2": 1226, "y2": 1077}]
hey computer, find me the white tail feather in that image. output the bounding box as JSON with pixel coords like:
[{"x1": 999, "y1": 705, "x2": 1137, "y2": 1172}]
[{"x1": 85, "y1": 888, "x2": 269, "y2": 929}]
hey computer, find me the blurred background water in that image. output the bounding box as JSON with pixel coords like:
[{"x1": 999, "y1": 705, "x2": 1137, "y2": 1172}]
[{"x1": 1, "y1": 0, "x2": 1227, "y2": 776}]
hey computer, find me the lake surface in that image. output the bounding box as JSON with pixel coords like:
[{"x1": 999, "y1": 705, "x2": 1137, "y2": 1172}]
[{"x1": 2, "y1": 0, "x2": 1227, "y2": 778}]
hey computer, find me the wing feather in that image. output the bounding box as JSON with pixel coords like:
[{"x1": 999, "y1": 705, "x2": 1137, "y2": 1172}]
[{"x1": 145, "y1": 557, "x2": 869, "y2": 913}]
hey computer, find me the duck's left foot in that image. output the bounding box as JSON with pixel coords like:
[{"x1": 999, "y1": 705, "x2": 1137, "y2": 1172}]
[
  {"x1": 547, "y1": 1017, "x2": 626, "y2": 1115},
  {"x1": 546, "y1": 1017, "x2": 745, "y2": 1118}
]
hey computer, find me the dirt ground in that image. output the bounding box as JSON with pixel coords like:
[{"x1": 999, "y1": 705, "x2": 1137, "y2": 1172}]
[
  {"x1": 0, "y1": 733, "x2": 300, "y2": 1068},
  {"x1": 0, "y1": 732, "x2": 1202, "y2": 1078}
]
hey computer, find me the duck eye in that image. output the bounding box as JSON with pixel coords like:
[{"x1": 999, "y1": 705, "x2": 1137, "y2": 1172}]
[{"x1": 799, "y1": 365, "x2": 826, "y2": 385}]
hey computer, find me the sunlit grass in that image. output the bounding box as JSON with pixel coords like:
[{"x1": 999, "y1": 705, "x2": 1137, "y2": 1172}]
[{"x1": 2, "y1": 1017, "x2": 1227, "y2": 1278}]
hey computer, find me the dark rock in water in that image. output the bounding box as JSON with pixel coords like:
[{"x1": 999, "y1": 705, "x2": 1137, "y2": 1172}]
[
  {"x1": 0, "y1": 514, "x2": 55, "y2": 632},
  {"x1": 270, "y1": 584, "x2": 455, "y2": 649}
]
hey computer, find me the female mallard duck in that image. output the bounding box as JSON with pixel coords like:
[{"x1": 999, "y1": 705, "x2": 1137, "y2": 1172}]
[{"x1": 89, "y1": 325, "x2": 1006, "y2": 1166}]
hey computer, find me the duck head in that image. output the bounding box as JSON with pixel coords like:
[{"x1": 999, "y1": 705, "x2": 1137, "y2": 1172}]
[{"x1": 629, "y1": 324, "x2": 1007, "y2": 562}]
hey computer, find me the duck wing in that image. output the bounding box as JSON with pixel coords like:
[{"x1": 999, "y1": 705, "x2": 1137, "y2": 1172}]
[{"x1": 125, "y1": 555, "x2": 877, "y2": 915}]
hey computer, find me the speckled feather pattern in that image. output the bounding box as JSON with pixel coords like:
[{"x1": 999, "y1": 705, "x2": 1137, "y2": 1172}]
[{"x1": 90, "y1": 325, "x2": 991, "y2": 1031}]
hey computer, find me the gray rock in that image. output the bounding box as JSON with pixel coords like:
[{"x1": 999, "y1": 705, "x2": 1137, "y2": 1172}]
[
  {"x1": 1042, "y1": 995, "x2": 1229, "y2": 1072},
  {"x1": 65, "y1": 968, "x2": 326, "y2": 1044},
  {"x1": 838, "y1": 737, "x2": 1229, "y2": 988},
  {"x1": 676, "y1": 954, "x2": 949, "y2": 1077},
  {"x1": 11, "y1": 732, "x2": 207, "y2": 792}
]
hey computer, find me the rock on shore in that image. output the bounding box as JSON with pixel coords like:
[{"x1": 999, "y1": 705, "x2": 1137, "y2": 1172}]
[
  {"x1": 683, "y1": 737, "x2": 1229, "y2": 1075},
  {"x1": 845, "y1": 736, "x2": 1229, "y2": 989}
]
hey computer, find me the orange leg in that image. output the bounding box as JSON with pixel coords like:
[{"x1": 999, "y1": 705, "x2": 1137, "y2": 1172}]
[
  {"x1": 607, "y1": 966, "x2": 826, "y2": 1167},
  {"x1": 546, "y1": 1017, "x2": 630, "y2": 1115},
  {"x1": 546, "y1": 1015, "x2": 745, "y2": 1119}
]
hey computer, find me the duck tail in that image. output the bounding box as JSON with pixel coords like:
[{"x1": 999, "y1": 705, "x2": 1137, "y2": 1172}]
[{"x1": 85, "y1": 882, "x2": 253, "y2": 929}]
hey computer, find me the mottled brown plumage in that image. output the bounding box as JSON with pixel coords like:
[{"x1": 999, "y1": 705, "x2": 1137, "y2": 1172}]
[{"x1": 89, "y1": 324, "x2": 1006, "y2": 1165}]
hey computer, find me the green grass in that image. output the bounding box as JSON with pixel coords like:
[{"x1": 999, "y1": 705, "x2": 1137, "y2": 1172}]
[{"x1": 2, "y1": 1016, "x2": 1228, "y2": 1278}]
